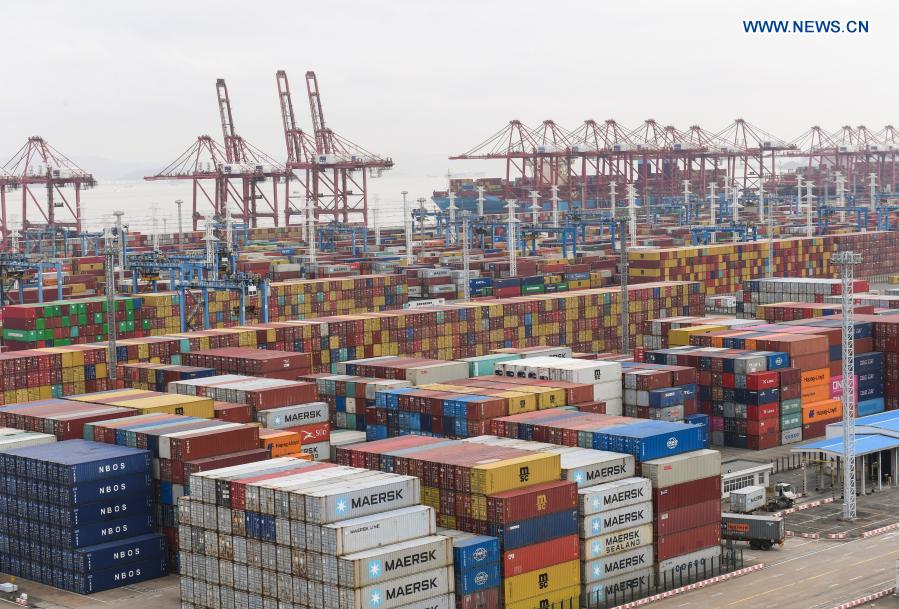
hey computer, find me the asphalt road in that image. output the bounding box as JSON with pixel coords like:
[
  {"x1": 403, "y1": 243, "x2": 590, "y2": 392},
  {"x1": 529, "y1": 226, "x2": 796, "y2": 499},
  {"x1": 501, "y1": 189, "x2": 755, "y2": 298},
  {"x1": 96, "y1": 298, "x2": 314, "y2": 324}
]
[{"x1": 649, "y1": 533, "x2": 899, "y2": 609}]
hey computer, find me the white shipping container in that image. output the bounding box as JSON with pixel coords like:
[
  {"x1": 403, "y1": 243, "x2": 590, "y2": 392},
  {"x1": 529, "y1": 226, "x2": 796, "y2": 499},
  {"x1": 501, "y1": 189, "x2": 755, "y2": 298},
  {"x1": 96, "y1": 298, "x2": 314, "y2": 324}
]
[
  {"x1": 322, "y1": 506, "x2": 437, "y2": 556},
  {"x1": 581, "y1": 567, "x2": 654, "y2": 605},
  {"x1": 579, "y1": 477, "x2": 652, "y2": 515},
  {"x1": 305, "y1": 474, "x2": 420, "y2": 523},
  {"x1": 339, "y1": 566, "x2": 454, "y2": 609},
  {"x1": 655, "y1": 545, "x2": 722, "y2": 577},
  {"x1": 580, "y1": 524, "x2": 653, "y2": 560},
  {"x1": 781, "y1": 427, "x2": 802, "y2": 445},
  {"x1": 337, "y1": 535, "x2": 453, "y2": 588},
  {"x1": 406, "y1": 362, "x2": 469, "y2": 386},
  {"x1": 561, "y1": 451, "x2": 635, "y2": 488},
  {"x1": 256, "y1": 402, "x2": 329, "y2": 428},
  {"x1": 604, "y1": 399, "x2": 623, "y2": 416},
  {"x1": 580, "y1": 501, "x2": 652, "y2": 538},
  {"x1": 0, "y1": 429, "x2": 56, "y2": 452},
  {"x1": 302, "y1": 441, "x2": 331, "y2": 462},
  {"x1": 593, "y1": 380, "x2": 623, "y2": 402},
  {"x1": 729, "y1": 486, "x2": 766, "y2": 513},
  {"x1": 582, "y1": 546, "x2": 654, "y2": 584},
  {"x1": 389, "y1": 594, "x2": 455, "y2": 609},
  {"x1": 640, "y1": 449, "x2": 721, "y2": 489}
]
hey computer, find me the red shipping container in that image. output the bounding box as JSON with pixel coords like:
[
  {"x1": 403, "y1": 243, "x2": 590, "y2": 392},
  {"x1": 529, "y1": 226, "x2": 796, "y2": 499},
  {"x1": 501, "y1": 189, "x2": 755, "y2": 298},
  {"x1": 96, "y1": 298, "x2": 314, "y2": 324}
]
[
  {"x1": 802, "y1": 420, "x2": 830, "y2": 440},
  {"x1": 747, "y1": 417, "x2": 780, "y2": 436},
  {"x1": 655, "y1": 523, "x2": 721, "y2": 562},
  {"x1": 284, "y1": 421, "x2": 330, "y2": 445},
  {"x1": 748, "y1": 430, "x2": 781, "y2": 450},
  {"x1": 503, "y1": 534, "x2": 580, "y2": 577},
  {"x1": 746, "y1": 404, "x2": 779, "y2": 421},
  {"x1": 779, "y1": 383, "x2": 801, "y2": 400},
  {"x1": 487, "y1": 480, "x2": 578, "y2": 524},
  {"x1": 213, "y1": 402, "x2": 253, "y2": 423},
  {"x1": 653, "y1": 476, "x2": 721, "y2": 513},
  {"x1": 458, "y1": 587, "x2": 500, "y2": 609},
  {"x1": 653, "y1": 499, "x2": 721, "y2": 537},
  {"x1": 746, "y1": 371, "x2": 779, "y2": 390}
]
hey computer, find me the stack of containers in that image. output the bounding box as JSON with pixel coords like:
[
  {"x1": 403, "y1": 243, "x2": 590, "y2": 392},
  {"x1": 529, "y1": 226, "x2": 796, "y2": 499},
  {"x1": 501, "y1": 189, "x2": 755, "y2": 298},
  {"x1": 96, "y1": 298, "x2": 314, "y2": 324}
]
[
  {"x1": 440, "y1": 528, "x2": 502, "y2": 609},
  {"x1": 299, "y1": 372, "x2": 412, "y2": 432},
  {"x1": 178, "y1": 457, "x2": 456, "y2": 609},
  {"x1": 168, "y1": 375, "x2": 326, "y2": 459},
  {"x1": 337, "y1": 437, "x2": 583, "y2": 609},
  {"x1": 0, "y1": 399, "x2": 137, "y2": 440},
  {"x1": 0, "y1": 345, "x2": 110, "y2": 405},
  {"x1": 0, "y1": 440, "x2": 167, "y2": 593},
  {"x1": 182, "y1": 348, "x2": 312, "y2": 380},
  {"x1": 337, "y1": 357, "x2": 470, "y2": 386},
  {"x1": 82, "y1": 414, "x2": 263, "y2": 570},
  {"x1": 118, "y1": 362, "x2": 217, "y2": 392},
  {"x1": 494, "y1": 357, "x2": 623, "y2": 416},
  {"x1": 737, "y1": 277, "x2": 868, "y2": 319},
  {"x1": 641, "y1": 450, "x2": 722, "y2": 590},
  {"x1": 64, "y1": 388, "x2": 216, "y2": 419},
  {"x1": 621, "y1": 362, "x2": 699, "y2": 423}
]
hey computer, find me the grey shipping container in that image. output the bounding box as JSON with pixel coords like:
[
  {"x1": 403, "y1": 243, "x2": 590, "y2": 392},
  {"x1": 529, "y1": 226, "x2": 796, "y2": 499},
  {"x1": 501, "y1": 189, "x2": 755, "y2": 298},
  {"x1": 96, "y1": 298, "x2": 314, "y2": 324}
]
[
  {"x1": 339, "y1": 566, "x2": 454, "y2": 609},
  {"x1": 336, "y1": 535, "x2": 452, "y2": 587},
  {"x1": 580, "y1": 501, "x2": 652, "y2": 538},
  {"x1": 561, "y1": 451, "x2": 635, "y2": 488},
  {"x1": 640, "y1": 449, "x2": 721, "y2": 489},
  {"x1": 582, "y1": 546, "x2": 654, "y2": 584},
  {"x1": 580, "y1": 524, "x2": 653, "y2": 560},
  {"x1": 579, "y1": 477, "x2": 652, "y2": 516},
  {"x1": 729, "y1": 486, "x2": 766, "y2": 513},
  {"x1": 256, "y1": 402, "x2": 330, "y2": 428},
  {"x1": 322, "y1": 505, "x2": 437, "y2": 556},
  {"x1": 721, "y1": 512, "x2": 784, "y2": 547}
]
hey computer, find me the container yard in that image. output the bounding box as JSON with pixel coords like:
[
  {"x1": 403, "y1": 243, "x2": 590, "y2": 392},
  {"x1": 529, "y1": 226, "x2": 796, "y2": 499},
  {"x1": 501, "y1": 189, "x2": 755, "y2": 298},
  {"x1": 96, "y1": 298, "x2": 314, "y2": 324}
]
[{"x1": 2, "y1": 3, "x2": 899, "y2": 609}]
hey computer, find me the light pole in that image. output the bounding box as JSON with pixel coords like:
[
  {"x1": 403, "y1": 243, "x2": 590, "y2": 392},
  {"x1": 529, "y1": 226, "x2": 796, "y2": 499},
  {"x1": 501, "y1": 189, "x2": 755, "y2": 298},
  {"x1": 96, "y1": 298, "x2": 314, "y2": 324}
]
[
  {"x1": 175, "y1": 199, "x2": 183, "y2": 247},
  {"x1": 402, "y1": 191, "x2": 412, "y2": 265}
]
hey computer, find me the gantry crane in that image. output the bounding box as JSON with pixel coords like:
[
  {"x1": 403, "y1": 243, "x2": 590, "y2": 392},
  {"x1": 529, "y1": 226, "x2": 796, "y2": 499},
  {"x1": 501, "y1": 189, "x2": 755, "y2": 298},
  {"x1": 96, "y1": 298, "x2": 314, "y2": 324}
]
[{"x1": 1, "y1": 137, "x2": 95, "y2": 245}]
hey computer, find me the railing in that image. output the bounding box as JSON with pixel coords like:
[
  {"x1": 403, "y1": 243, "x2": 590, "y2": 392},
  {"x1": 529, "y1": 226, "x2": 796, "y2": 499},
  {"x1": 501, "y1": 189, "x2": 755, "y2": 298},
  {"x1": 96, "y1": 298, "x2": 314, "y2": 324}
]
[{"x1": 531, "y1": 546, "x2": 746, "y2": 609}]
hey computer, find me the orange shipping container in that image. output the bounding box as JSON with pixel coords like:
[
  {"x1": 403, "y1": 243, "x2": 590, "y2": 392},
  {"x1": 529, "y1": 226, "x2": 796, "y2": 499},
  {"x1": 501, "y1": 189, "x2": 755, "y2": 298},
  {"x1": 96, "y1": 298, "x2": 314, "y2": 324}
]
[
  {"x1": 258, "y1": 428, "x2": 302, "y2": 456},
  {"x1": 802, "y1": 399, "x2": 842, "y2": 424},
  {"x1": 801, "y1": 384, "x2": 831, "y2": 404},
  {"x1": 800, "y1": 368, "x2": 830, "y2": 387}
]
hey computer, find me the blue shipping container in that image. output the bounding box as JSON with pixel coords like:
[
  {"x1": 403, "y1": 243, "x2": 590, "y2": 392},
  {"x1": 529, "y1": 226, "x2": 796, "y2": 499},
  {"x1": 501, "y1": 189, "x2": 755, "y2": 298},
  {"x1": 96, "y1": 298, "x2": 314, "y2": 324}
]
[
  {"x1": 648, "y1": 388, "x2": 684, "y2": 409},
  {"x1": 455, "y1": 562, "x2": 501, "y2": 595},
  {"x1": 1, "y1": 440, "x2": 151, "y2": 485},
  {"x1": 451, "y1": 534, "x2": 501, "y2": 571},
  {"x1": 3, "y1": 493, "x2": 152, "y2": 528},
  {"x1": 488, "y1": 509, "x2": 578, "y2": 550},
  {"x1": 71, "y1": 533, "x2": 167, "y2": 573},
  {"x1": 858, "y1": 397, "x2": 885, "y2": 417},
  {"x1": 596, "y1": 421, "x2": 704, "y2": 461}
]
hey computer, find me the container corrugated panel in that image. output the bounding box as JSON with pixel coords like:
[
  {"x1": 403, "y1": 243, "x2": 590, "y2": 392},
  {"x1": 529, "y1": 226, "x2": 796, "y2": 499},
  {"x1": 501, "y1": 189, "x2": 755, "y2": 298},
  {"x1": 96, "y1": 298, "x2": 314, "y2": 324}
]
[
  {"x1": 579, "y1": 477, "x2": 652, "y2": 516},
  {"x1": 654, "y1": 499, "x2": 721, "y2": 537},
  {"x1": 337, "y1": 535, "x2": 452, "y2": 588},
  {"x1": 640, "y1": 449, "x2": 721, "y2": 488},
  {"x1": 581, "y1": 524, "x2": 653, "y2": 560},
  {"x1": 489, "y1": 509, "x2": 579, "y2": 550},
  {"x1": 503, "y1": 558, "x2": 580, "y2": 604},
  {"x1": 502, "y1": 534, "x2": 579, "y2": 577},
  {"x1": 504, "y1": 584, "x2": 580, "y2": 609},
  {"x1": 305, "y1": 474, "x2": 420, "y2": 524},
  {"x1": 580, "y1": 501, "x2": 653, "y2": 538},
  {"x1": 597, "y1": 421, "x2": 704, "y2": 461},
  {"x1": 655, "y1": 523, "x2": 721, "y2": 562},
  {"x1": 322, "y1": 505, "x2": 437, "y2": 556},
  {"x1": 439, "y1": 529, "x2": 500, "y2": 572},
  {"x1": 561, "y1": 450, "x2": 634, "y2": 488},
  {"x1": 339, "y1": 565, "x2": 454, "y2": 609},
  {"x1": 72, "y1": 533, "x2": 167, "y2": 573},
  {"x1": 582, "y1": 546, "x2": 654, "y2": 584},
  {"x1": 486, "y1": 480, "x2": 578, "y2": 524},
  {"x1": 581, "y1": 566, "x2": 654, "y2": 606},
  {"x1": 455, "y1": 562, "x2": 501, "y2": 595},
  {"x1": 470, "y1": 452, "x2": 561, "y2": 495},
  {"x1": 655, "y1": 545, "x2": 722, "y2": 577},
  {"x1": 652, "y1": 476, "x2": 721, "y2": 512}
]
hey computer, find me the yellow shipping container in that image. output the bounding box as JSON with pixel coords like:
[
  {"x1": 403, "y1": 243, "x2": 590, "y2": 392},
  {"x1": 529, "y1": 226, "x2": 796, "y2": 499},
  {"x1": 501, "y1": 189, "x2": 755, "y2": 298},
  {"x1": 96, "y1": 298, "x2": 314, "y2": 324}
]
[
  {"x1": 668, "y1": 324, "x2": 726, "y2": 347},
  {"x1": 470, "y1": 452, "x2": 561, "y2": 495},
  {"x1": 505, "y1": 586, "x2": 580, "y2": 609},
  {"x1": 503, "y1": 560, "x2": 580, "y2": 604},
  {"x1": 499, "y1": 391, "x2": 537, "y2": 415}
]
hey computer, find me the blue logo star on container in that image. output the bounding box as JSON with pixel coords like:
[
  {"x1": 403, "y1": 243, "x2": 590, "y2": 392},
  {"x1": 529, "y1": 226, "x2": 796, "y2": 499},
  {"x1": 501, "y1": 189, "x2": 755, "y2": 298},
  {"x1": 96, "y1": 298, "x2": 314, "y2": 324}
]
[
  {"x1": 336, "y1": 498, "x2": 348, "y2": 514},
  {"x1": 368, "y1": 560, "x2": 382, "y2": 579},
  {"x1": 592, "y1": 496, "x2": 601, "y2": 509},
  {"x1": 369, "y1": 589, "x2": 382, "y2": 607},
  {"x1": 592, "y1": 518, "x2": 601, "y2": 533},
  {"x1": 593, "y1": 564, "x2": 601, "y2": 577},
  {"x1": 591, "y1": 541, "x2": 601, "y2": 556},
  {"x1": 574, "y1": 472, "x2": 584, "y2": 485}
]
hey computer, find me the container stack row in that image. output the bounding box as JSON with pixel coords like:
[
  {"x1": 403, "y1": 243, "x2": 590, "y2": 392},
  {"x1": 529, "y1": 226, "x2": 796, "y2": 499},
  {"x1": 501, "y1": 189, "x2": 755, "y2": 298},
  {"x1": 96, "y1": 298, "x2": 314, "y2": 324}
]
[
  {"x1": 178, "y1": 457, "x2": 455, "y2": 609},
  {"x1": 0, "y1": 440, "x2": 168, "y2": 593},
  {"x1": 621, "y1": 361, "x2": 699, "y2": 423}
]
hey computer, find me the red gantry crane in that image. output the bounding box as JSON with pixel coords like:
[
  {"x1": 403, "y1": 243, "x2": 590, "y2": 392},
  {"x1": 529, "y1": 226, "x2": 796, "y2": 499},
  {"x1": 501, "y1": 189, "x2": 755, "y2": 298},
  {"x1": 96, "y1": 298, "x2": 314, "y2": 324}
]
[
  {"x1": 276, "y1": 70, "x2": 393, "y2": 226},
  {"x1": 146, "y1": 79, "x2": 287, "y2": 230},
  {"x1": 1, "y1": 137, "x2": 95, "y2": 243}
]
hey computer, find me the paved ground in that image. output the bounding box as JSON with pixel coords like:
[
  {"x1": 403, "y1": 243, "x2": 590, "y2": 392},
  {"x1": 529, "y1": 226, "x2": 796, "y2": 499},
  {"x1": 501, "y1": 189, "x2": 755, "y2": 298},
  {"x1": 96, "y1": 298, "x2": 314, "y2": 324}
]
[
  {"x1": 0, "y1": 575, "x2": 179, "y2": 609},
  {"x1": 649, "y1": 533, "x2": 899, "y2": 609}
]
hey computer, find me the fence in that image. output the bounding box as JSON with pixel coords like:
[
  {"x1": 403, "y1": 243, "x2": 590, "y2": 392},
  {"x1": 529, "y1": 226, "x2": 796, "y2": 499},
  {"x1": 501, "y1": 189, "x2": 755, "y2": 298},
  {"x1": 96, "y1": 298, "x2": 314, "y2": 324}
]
[
  {"x1": 773, "y1": 453, "x2": 803, "y2": 474},
  {"x1": 531, "y1": 546, "x2": 746, "y2": 609}
]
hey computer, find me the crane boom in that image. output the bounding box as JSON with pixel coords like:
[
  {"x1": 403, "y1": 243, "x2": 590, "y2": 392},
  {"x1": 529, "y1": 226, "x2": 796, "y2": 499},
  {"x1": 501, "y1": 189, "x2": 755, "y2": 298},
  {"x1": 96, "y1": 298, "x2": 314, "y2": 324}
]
[
  {"x1": 305, "y1": 70, "x2": 332, "y2": 154},
  {"x1": 276, "y1": 70, "x2": 304, "y2": 163},
  {"x1": 216, "y1": 78, "x2": 241, "y2": 163}
]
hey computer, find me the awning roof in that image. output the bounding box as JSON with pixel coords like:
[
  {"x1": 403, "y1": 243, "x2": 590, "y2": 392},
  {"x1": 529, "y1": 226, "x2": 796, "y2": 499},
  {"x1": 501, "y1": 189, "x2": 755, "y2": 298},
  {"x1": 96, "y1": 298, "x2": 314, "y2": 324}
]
[{"x1": 791, "y1": 433, "x2": 899, "y2": 458}]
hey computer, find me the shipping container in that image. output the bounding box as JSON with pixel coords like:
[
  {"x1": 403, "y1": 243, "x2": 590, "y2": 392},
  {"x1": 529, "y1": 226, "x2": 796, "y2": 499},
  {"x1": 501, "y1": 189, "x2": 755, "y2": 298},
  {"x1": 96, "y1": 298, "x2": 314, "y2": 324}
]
[
  {"x1": 582, "y1": 546, "x2": 654, "y2": 584},
  {"x1": 322, "y1": 505, "x2": 437, "y2": 556},
  {"x1": 580, "y1": 501, "x2": 653, "y2": 538},
  {"x1": 502, "y1": 559, "x2": 579, "y2": 604},
  {"x1": 336, "y1": 535, "x2": 453, "y2": 587},
  {"x1": 655, "y1": 523, "x2": 721, "y2": 562},
  {"x1": 579, "y1": 477, "x2": 652, "y2": 515},
  {"x1": 338, "y1": 566, "x2": 454, "y2": 609},
  {"x1": 640, "y1": 449, "x2": 721, "y2": 488},
  {"x1": 581, "y1": 524, "x2": 653, "y2": 560},
  {"x1": 502, "y1": 534, "x2": 579, "y2": 576},
  {"x1": 581, "y1": 567, "x2": 654, "y2": 607}
]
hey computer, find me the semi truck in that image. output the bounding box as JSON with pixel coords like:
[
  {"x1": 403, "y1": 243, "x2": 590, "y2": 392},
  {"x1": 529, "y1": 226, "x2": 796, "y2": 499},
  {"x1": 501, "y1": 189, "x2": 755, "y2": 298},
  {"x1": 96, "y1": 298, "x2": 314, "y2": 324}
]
[{"x1": 720, "y1": 512, "x2": 785, "y2": 550}]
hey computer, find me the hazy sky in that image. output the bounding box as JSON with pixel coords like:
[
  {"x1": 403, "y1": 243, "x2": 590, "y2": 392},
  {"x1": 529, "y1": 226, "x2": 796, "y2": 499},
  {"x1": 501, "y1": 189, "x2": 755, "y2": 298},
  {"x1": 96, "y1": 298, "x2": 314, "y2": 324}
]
[{"x1": 3, "y1": 0, "x2": 897, "y2": 181}]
